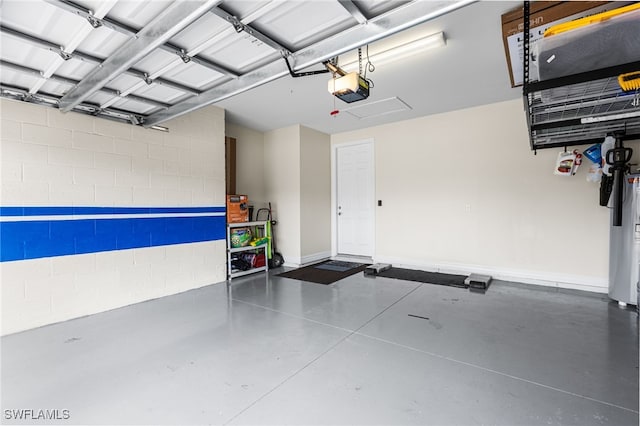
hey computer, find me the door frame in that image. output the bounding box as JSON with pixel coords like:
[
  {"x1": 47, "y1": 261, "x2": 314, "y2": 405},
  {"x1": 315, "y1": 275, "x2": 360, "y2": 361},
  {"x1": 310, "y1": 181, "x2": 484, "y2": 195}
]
[
  {"x1": 225, "y1": 136, "x2": 236, "y2": 195},
  {"x1": 331, "y1": 138, "x2": 375, "y2": 258}
]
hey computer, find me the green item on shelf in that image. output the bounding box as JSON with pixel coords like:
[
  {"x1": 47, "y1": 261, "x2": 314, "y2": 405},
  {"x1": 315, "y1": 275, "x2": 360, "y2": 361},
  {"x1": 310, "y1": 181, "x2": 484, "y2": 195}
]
[
  {"x1": 266, "y1": 221, "x2": 273, "y2": 259},
  {"x1": 250, "y1": 237, "x2": 269, "y2": 247},
  {"x1": 230, "y1": 227, "x2": 252, "y2": 248}
]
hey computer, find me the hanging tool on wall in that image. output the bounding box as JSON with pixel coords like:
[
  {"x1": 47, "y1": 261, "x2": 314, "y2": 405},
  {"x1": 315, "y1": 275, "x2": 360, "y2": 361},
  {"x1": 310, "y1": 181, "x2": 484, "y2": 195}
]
[
  {"x1": 255, "y1": 203, "x2": 284, "y2": 268},
  {"x1": 605, "y1": 135, "x2": 633, "y2": 226},
  {"x1": 572, "y1": 150, "x2": 583, "y2": 175}
]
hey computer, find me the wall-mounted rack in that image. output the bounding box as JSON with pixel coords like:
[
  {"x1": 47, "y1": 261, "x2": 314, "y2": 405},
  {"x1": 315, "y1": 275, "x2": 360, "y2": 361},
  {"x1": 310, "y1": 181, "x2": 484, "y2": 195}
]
[
  {"x1": 522, "y1": 1, "x2": 640, "y2": 151},
  {"x1": 227, "y1": 221, "x2": 269, "y2": 280}
]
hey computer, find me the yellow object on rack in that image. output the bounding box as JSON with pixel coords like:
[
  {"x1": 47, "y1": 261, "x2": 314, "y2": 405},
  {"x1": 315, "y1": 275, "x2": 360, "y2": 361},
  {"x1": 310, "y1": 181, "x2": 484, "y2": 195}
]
[
  {"x1": 544, "y1": 3, "x2": 640, "y2": 37},
  {"x1": 618, "y1": 72, "x2": 640, "y2": 92},
  {"x1": 249, "y1": 237, "x2": 269, "y2": 247}
]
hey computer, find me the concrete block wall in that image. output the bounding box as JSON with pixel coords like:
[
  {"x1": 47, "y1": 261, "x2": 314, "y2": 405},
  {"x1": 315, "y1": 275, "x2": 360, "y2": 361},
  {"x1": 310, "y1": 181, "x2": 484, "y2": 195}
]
[{"x1": 1, "y1": 99, "x2": 227, "y2": 335}]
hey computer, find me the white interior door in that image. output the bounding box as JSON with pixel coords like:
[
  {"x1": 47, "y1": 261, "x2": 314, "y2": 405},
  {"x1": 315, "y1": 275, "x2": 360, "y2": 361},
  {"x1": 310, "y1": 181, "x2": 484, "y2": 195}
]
[{"x1": 336, "y1": 142, "x2": 374, "y2": 257}]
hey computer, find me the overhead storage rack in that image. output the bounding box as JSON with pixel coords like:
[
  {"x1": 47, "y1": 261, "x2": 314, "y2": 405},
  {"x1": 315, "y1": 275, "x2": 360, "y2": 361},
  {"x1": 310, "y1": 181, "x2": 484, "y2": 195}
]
[{"x1": 522, "y1": 1, "x2": 640, "y2": 151}]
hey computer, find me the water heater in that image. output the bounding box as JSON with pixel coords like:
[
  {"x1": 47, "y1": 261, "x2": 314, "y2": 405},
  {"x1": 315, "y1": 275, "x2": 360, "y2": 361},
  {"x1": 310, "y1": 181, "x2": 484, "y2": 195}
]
[{"x1": 609, "y1": 175, "x2": 640, "y2": 306}]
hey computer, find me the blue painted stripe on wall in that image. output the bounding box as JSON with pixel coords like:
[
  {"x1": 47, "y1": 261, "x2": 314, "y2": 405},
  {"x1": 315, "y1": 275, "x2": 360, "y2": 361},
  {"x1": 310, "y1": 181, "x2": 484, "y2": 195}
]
[
  {"x1": 0, "y1": 215, "x2": 227, "y2": 262},
  {"x1": 0, "y1": 206, "x2": 226, "y2": 217}
]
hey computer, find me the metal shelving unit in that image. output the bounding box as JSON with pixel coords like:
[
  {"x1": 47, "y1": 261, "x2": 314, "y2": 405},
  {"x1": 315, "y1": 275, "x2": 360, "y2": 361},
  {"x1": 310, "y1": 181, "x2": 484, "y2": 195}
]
[
  {"x1": 522, "y1": 1, "x2": 640, "y2": 151},
  {"x1": 227, "y1": 221, "x2": 269, "y2": 280}
]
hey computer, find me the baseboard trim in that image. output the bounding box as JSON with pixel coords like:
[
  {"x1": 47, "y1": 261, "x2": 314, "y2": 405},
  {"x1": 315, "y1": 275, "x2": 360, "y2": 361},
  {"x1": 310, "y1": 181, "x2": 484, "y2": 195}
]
[
  {"x1": 373, "y1": 256, "x2": 608, "y2": 294},
  {"x1": 283, "y1": 251, "x2": 332, "y2": 268},
  {"x1": 333, "y1": 254, "x2": 373, "y2": 264}
]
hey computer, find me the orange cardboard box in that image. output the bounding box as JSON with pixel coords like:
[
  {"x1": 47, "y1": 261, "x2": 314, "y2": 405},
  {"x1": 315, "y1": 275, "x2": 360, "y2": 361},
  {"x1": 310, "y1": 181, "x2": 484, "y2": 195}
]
[{"x1": 227, "y1": 195, "x2": 249, "y2": 223}]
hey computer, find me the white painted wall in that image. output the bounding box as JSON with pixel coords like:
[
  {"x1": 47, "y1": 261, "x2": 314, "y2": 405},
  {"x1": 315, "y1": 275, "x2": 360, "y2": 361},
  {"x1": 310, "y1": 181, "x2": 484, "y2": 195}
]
[
  {"x1": 259, "y1": 124, "x2": 332, "y2": 266},
  {"x1": 332, "y1": 99, "x2": 632, "y2": 292},
  {"x1": 264, "y1": 125, "x2": 301, "y2": 263},
  {"x1": 225, "y1": 122, "x2": 266, "y2": 210},
  {"x1": 300, "y1": 126, "x2": 331, "y2": 263},
  {"x1": 0, "y1": 99, "x2": 226, "y2": 335}
]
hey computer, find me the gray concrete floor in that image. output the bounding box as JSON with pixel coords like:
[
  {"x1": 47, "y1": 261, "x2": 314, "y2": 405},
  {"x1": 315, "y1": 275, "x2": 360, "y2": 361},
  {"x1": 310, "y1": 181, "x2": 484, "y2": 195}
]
[{"x1": 1, "y1": 269, "x2": 638, "y2": 425}]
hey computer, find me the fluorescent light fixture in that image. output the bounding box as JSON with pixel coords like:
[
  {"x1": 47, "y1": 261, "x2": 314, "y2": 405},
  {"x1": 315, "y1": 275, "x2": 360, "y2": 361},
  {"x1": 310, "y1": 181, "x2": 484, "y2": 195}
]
[
  {"x1": 340, "y1": 31, "x2": 446, "y2": 71},
  {"x1": 581, "y1": 111, "x2": 640, "y2": 124},
  {"x1": 150, "y1": 125, "x2": 169, "y2": 132}
]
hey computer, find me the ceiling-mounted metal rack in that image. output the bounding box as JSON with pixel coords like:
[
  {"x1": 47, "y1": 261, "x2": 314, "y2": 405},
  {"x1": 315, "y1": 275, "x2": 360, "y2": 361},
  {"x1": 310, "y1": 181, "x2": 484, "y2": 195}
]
[{"x1": 522, "y1": 1, "x2": 640, "y2": 151}]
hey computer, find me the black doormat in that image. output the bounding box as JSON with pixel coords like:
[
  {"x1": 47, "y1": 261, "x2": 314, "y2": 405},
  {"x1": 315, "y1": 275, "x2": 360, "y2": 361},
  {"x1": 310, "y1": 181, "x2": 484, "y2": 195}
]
[
  {"x1": 276, "y1": 260, "x2": 369, "y2": 285},
  {"x1": 377, "y1": 268, "x2": 468, "y2": 288},
  {"x1": 314, "y1": 260, "x2": 364, "y2": 272}
]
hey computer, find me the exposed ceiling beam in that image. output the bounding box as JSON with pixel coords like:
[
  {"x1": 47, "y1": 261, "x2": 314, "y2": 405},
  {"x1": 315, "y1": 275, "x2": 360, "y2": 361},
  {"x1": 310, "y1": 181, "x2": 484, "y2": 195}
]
[
  {"x1": 0, "y1": 59, "x2": 170, "y2": 110},
  {"x1": 337, "y1": 0, "x2": 368, "y2": 24},
  {"x1": 42, "y1": 1, "x2": 288, "y2": 112},
  {"x1": 44, "y1": 0, "x2": 238, "y2": 78},
  {"x1": 0, "y1": 83, "x2": 148, "y2": 124},
  {"x1": 144, "y1": 0, "x2": 477, "y2": 127},
  {"x1": 29, "y1": 1, "x2": 118, "y2": 96},
  {"x1": 0, "y1": 24, "x2": 202, "y2": 96},
  {"x1": 210, "y1": 6, "x2": 291, "y2": 56},
  {"x1": 179, "y1": 1, "x2": 284, "y2": 64},
  {"x1": 2, "y1": 60, "x2": 78, "y2": 86},
  {"x1": 95, "y1": 0, "x2": 296, "y2": 111},
  {"x1": 0, "y1": 25, "x2": 77, "y2": 61},
  {"x1": 58, "y1": 0, "x2": 221, "y2": 112},
  {"x1": 162, "y1": 41, "x2": 238, "y2": 77},
  {"x1": 43, "y1": 0, "x2": 128, "y2": 32}
]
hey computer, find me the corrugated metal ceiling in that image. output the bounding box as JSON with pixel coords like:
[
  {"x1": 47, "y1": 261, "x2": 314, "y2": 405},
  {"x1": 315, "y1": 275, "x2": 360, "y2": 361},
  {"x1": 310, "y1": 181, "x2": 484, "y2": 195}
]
[{"x1": 0, "y1": 0, "x2": 473, "y2": 127}]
